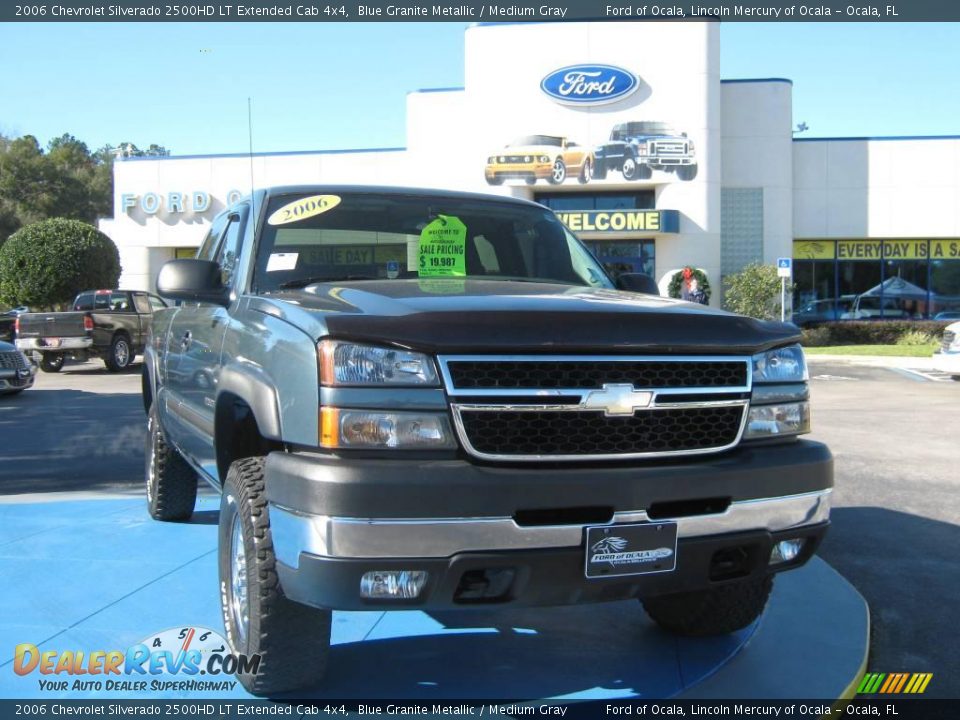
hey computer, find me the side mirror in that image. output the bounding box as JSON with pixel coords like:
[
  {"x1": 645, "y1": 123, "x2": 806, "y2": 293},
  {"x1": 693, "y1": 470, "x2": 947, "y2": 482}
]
[
  {"x1": 157, "y1": 259, "x2": 230, "y2": 306},
  {"x1": 616, "y1": 273, "x2": 661, "y2": 295}
]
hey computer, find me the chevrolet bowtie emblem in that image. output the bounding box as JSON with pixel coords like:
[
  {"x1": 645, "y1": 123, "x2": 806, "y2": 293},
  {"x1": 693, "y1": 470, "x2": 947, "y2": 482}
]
[{"x1": 581, "y1": 383, "x2": 654, "y2": 417}]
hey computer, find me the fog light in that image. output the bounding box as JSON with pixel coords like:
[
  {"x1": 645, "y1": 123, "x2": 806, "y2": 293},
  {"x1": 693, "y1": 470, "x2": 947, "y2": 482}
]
[
  {"x1": 746, "y1": 402, "x2": 810, "y2": 438},
  {"x1": 360, "y1": 570, "x2": 428, "y2": 599},
  {"x1": 770, "y1": 539, "x2": 804, "y2": 565}
]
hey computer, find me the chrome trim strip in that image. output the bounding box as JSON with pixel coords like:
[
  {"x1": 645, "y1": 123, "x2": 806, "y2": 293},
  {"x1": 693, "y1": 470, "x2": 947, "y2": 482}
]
[
  {"x1": 449, "y1": 400, "x2": 750, "y2": 463},
  {"x1": 16, "y1": 337, "x2": 93, "y2": 351},
  {"x1": 270, "y1": 489, "x2": 832, "y2": 563},
  {"x1": 437, "y1": 354, "x2": 753, "y2": 396}
]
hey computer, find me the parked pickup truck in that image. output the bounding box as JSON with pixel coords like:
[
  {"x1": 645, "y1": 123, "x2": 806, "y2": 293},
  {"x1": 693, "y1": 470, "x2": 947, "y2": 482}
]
[
  {"x1": 16, "y1": 289, "x2": 168, "y2": 372},
  {"x1": 144, "y1": 186, "x2": 832, "y2": 695}
]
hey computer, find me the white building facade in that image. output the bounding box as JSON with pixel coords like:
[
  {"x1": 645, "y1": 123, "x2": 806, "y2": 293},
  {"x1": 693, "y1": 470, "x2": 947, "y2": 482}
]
[{"x1": 99, "y1": 21, "x2": 960, "y2": 318}]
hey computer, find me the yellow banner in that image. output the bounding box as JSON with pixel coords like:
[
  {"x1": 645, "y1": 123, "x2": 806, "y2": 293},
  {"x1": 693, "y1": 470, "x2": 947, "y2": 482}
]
[
  {"x1": 793, "y1": 241, "x2": 834, "y2": 260},
  {"x1": 930, "y1": 240, "x2": 960, "y2": 259},
  {"x1": 881, "y1": 240, "x2": 928, "y2": 259},
  {"x1": 796, "y1": 240, "x2": 949, "y2": 261},
  {"x1": 836, "y1": 240, "x2": 882, "y2": 260}
]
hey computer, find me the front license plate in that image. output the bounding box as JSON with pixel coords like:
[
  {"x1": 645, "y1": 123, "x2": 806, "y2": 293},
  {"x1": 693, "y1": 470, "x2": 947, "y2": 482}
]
[
  {"x1": 585, "y1": 522, "x2": 678, "y2": 579},
  {"x1": 41, "y1": 337, "x2": 61, "y2": 348}
]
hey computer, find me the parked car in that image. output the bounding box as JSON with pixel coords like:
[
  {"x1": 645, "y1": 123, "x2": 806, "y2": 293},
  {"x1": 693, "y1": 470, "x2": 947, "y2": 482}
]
[
  {"x1": 144, "y1": 186, "x2": 831, "y2": 695},
  {"x1": 932, "y1": 321, "x2": 960, "y2": 380},
  {"x1": 840, "y1": 295, "x2": 910, "y2": 320},
  {"x1": 485, "y1": 135, "x2": 593, "y2": 185},
  {"x1": 0, "y1": 340, "x2": 36, "y2": 395},
  {"x1": 791, "y1": 297, "x2": 856, "y2": 326},
  {"x1": 933, "y1": 311, "x2": 960, "y2": 321},
  {"x1": 593, "y1": 121, "x2": 697, "y2": 181},
  {"x1": 15, "y1": 290, "x2": 168, "y2": 373}
]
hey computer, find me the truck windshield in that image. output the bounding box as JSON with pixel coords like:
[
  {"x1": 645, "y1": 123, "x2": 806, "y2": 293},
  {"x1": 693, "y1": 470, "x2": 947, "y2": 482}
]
[
  {"x1": 254, "y1": 192, "x2": 613, "y2": 292},
  {"x1": 509, "y1": 136, "x2": 563, "y2": 147}
]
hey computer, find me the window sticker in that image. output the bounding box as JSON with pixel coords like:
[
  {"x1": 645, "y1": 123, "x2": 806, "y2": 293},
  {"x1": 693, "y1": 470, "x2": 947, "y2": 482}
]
[
  {"x1": 267, "y1": 195, "x2": 342, "y2": 226},
  {"x1": 265, "y1": 252, "x2": 299, "y2": 272},
  {"x1": 418, "y1": 215, "x2": 467, "y2": 277}
]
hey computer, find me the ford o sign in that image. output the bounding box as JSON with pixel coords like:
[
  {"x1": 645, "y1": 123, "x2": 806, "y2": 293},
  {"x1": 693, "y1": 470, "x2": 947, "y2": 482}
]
[{"x1": 540, "y1": 64, "x2": 639, "y2": 106}]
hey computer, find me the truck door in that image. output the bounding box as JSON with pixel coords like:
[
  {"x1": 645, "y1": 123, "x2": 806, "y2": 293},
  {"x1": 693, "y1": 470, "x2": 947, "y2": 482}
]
[{"x1": 162, "y1": 209, "x2": 247, "y2": 480}]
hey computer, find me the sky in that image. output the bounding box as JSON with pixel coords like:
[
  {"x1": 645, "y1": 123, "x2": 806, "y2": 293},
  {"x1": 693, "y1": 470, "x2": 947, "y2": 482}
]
[{"x1": 0, "y1": 22, "x2": 958, "y2": 157}]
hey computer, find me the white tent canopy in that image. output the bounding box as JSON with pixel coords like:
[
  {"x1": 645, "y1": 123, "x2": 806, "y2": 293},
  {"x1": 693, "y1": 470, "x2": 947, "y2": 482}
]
[{"x1": 860, "y1": 276, "x2": 930, "y2": 298}]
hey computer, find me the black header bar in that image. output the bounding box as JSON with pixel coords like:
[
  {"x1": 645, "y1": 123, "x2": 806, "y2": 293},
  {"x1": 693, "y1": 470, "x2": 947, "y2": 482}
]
[{"x1": 3, "y1": 0, "x2": 960, "y2": 22}]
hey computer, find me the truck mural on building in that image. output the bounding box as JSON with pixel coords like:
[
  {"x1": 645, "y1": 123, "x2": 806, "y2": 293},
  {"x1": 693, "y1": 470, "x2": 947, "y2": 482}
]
[
  {"x1": 593, "y1": 121, "x2": 698, "y2": 181},
  {"x1": 484, "y1": 135, "x2": 594, "y2": 186}
]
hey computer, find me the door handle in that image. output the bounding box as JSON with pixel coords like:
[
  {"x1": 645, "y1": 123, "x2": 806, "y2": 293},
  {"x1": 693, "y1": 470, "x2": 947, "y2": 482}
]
[{"x1": 180, "y1": 331, "x2": 192, "y2": 351}]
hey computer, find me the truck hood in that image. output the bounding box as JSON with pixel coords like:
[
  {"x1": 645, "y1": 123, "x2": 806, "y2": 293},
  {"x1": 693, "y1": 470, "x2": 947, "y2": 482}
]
[{"x1": 253, "y1": 279, "x2": 800, "y2": 354}]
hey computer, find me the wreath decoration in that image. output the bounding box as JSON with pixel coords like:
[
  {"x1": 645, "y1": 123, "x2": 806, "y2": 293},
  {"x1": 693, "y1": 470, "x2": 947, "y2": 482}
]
[{"x1": 668, "y1": 266, "x2": 712, "y2": 304}]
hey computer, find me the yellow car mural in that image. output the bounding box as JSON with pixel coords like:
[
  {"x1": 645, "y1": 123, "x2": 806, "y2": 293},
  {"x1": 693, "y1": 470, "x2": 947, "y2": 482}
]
[{"x1": 485, "y1": 135, "x2": 594, "y2": 186}]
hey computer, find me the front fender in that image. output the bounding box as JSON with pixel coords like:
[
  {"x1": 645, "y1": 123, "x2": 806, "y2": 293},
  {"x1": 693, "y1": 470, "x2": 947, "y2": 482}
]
[{"x1": 216, "y1": 363, "x2": 283, "y2": 441}]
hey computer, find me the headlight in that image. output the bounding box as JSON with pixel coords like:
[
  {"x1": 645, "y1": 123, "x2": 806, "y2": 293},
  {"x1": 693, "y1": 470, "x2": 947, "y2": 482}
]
[
  {"x1": 320, "y1": 408, "x2": 456, "y2": 449},
  {"x1": 752, "y1": 344, "x2": 808, "y2": 383},
  {"x1": 539, "y1": 155, "x2": 550, "y2": 163},
  {"x1": 745, "y1": 402, "x2": 810, "y2": 439},
  {"x1": 319, "y1": 340, "x2": 439, "y2": 387}
]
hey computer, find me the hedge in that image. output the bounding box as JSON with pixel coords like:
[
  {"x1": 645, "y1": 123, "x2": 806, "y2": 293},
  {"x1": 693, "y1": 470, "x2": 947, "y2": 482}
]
[{"x1": 800, "y1": 321, "x2": 951, "y2": 347}]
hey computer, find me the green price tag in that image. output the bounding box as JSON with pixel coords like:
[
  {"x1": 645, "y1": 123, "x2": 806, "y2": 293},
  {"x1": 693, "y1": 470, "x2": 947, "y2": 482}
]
[{"x1": 418, "y1": 215, "x2": 467, "y2": 277}]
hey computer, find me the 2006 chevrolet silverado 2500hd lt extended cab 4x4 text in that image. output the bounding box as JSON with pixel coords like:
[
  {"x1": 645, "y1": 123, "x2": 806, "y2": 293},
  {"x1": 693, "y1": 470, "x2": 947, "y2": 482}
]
[{"x1": 143, "y1": 186, "x2": 832, "y2": 695}]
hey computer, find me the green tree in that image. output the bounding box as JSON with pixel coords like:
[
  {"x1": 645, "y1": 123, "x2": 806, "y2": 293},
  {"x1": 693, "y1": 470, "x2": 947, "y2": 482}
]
[
  {"x1": 0, "y1": 218, "x2": 121, "y2": 309},
  {"x1": 722, "y1": 263, "x2": 791, "y2": 320},
  {"x1": 0, "y1": 133, "x2": 170, "y2": 248}
]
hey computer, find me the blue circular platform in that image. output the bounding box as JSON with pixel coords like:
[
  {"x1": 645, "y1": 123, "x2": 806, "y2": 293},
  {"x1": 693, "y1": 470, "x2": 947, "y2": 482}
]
[{"x1": 0, "y1": 495, "x2": 868, "y2": 700}]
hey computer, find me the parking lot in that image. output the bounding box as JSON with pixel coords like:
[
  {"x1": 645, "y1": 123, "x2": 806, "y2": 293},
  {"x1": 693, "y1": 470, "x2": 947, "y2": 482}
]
[{"x1": 1, "y1": 358, "x2": 958, "y2": 697}]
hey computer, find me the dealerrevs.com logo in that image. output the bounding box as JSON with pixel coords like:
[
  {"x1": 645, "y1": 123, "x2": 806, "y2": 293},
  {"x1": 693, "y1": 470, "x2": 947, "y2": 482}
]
[{"x1": 13, "y1": 626, "x2": 260, "y2": 693}]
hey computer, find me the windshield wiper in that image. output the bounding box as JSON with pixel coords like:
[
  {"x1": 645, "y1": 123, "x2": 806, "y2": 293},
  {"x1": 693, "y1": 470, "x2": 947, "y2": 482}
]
[{"x1": 277, "y1": 275, "x2": 379, "y2": 289}]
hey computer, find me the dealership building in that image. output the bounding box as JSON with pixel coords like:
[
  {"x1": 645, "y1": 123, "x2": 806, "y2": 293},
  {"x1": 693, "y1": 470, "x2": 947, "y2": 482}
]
[{"x1": 99, "y1": 21, "x2": 960, "y2": 318}]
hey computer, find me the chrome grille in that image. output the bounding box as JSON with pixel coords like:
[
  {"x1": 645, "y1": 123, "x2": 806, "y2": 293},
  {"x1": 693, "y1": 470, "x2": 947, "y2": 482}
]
[
  {"x1": 446, "y1": 359, "x2": 747, "y2": 390},
  {"x1": 439, "y1": 355, "x2": 751, "y2": 462},
  {"x1": 651, "y1": 141, "x2": 686, "y2": 156},
  {"x1": 0, "y1": 351, "x2": 28, "y2": 371},
  {"x1": 459, "y1": 406, "x2": 745, "y2": 458}
]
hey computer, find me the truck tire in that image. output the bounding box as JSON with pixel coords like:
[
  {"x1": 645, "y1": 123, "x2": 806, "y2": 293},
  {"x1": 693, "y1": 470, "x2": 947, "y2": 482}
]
[
  {"x1": 641, "y1": 575, "x2": 774, "y2": 636},
  {"x1": 105, "y1": 334, "x2": 133, "y2": 372},
  {"x1": 40, "y1": 353, "x2": 64, "y2": 373},
  {"x1": 219, "y1": 456, "x2": 331, "y2": 696},
  {"x1": 146, "y1": 403, "x2": 197, "y2": 521},
  {"x1": 677, "y1": 164, "x2": 698, "y2": 181}
]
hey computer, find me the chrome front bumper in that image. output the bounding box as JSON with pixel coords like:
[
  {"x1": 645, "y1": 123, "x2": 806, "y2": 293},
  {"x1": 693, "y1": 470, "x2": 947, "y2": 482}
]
[{"x1": 270, "y1": 489, "x2": 831, "y2": 568}]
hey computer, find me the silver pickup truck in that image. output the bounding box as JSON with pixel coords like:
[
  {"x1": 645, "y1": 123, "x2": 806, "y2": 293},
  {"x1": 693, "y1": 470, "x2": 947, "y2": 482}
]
[{"x1": 144, "y1": 186, "x2": 832, "y2": 695}]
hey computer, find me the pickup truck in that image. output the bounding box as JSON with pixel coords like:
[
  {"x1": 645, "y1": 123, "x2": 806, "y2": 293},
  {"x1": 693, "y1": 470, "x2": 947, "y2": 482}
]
[
  {"x1": 593, "y1": 121, "x2": 698, "y2": 182},
  {"x1": 144, "y1": 185, "x2": 832, "y2": 695},
  {"x1": 16, "y1": 289, "x2": 168, "y2": 372}
]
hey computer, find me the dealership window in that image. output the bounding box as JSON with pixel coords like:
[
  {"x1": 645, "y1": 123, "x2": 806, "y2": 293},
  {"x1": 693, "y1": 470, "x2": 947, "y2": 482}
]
[
  {"x1": 536, "y1": 193, "x2": 657, "y2": 280},
  {"x1": 792, "y1": 239, "x2": 960, "y2": 321},
  {"x1": 931, "y1": 257, "x2": 960, "y2": 317},
  {"x1": 882, "y1": 258, "x2": 929, "y2": 319},
  {"x1": 793, "y1": 260, "x2": 839, "y2": 321},
  {"x1": 585, "y1": 240, "x2": 656, "y2": 280},
  {"x1": 535, "y1": 191, "x2": 655, "y2": 212}
]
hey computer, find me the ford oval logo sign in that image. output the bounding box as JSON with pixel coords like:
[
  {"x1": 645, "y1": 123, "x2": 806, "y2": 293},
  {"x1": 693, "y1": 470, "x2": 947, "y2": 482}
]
[{"x1": 540, "y1": 64, "x2": 638, "y2": 106}]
